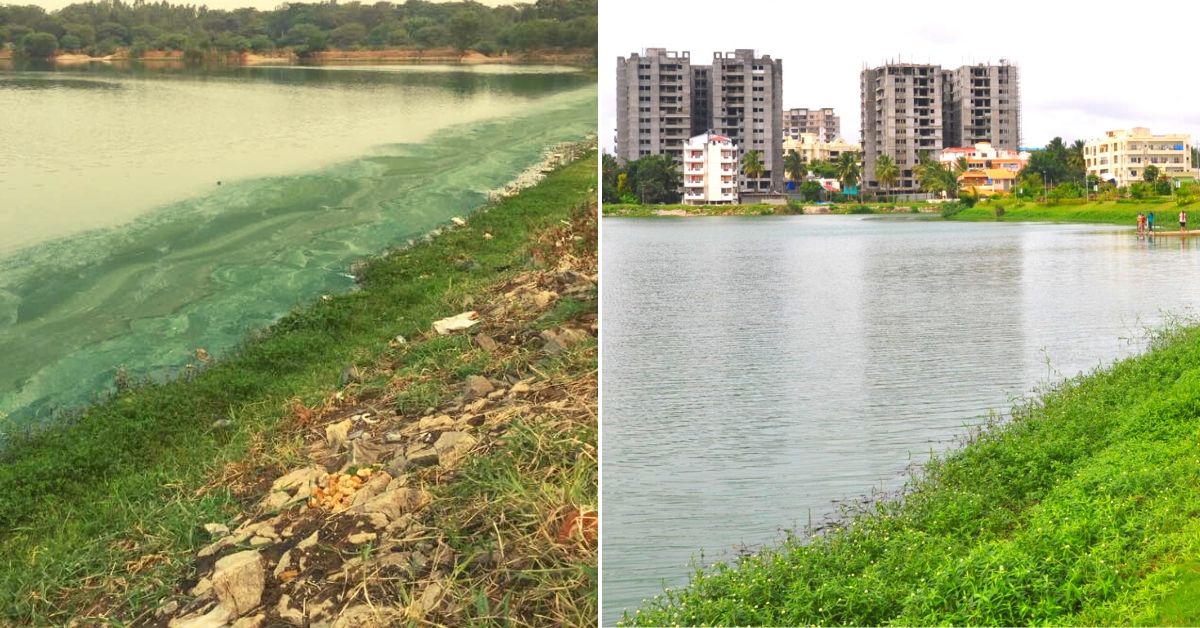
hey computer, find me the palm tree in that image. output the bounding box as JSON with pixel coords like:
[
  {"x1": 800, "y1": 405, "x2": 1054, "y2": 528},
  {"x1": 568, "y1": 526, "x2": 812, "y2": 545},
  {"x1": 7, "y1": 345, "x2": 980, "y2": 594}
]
[
  {"x1": 1067, "y1": 139, "x2": 1086, "y2": 176},
  {"x1": 875, "y1": 154, "x2": 899, "y2": 202},
  {"x1": 741, "y1": 150, "x2": 765, "y2": 192},
  {"x1": 784, "y1": 149, "x2": 806, "y2": 187},
  {"x1": 837, "y1": 151, "x2": 861, "y2": 202},
  {"x1": 955, "y1": 155, "x2": 970, "y2": 175},
  {"x1": 916, "y1": 160, "x2": 959, "y2": 197}
]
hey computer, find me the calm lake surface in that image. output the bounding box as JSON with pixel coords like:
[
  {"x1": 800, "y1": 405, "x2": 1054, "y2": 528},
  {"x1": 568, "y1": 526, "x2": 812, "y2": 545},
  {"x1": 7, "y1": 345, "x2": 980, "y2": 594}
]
[
  {"x1": 601, "y1": 215, "x2": 1200, "y2": 622},
  {"x1": 0, "y1": 63, "x2": 595, "y2": 424}
]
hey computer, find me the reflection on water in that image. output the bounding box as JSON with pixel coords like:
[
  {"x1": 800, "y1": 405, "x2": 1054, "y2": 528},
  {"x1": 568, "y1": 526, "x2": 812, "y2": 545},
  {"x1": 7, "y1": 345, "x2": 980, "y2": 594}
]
[
  {"x1": 601, "y1": 216, "x2": 1200, "y2": 622},
  {"x1": 0, "y1": 63, "x2": 595, "y2": 425}
]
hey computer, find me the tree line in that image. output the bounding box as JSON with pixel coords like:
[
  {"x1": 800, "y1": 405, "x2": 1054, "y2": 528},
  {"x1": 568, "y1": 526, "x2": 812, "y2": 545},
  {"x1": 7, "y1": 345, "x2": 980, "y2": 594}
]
[{"x1": 0, "y1": 0, "x2": 596, "y2": 59}]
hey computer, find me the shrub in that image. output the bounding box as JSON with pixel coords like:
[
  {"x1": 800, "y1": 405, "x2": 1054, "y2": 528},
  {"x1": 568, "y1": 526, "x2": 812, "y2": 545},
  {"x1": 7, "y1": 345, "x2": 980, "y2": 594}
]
[
  {"x1": 940, "y1": 201, "x2": 965, "y2": 218},
  {"x1": 848, "y1": 204, "x2": 873, "y2": 214}
]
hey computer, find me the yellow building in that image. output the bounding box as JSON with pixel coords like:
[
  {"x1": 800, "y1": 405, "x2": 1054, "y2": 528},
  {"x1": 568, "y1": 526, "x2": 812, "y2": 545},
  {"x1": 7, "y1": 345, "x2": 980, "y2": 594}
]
[
  {"x1": 1084, "y1": 127, "x2": 1192, "y2": 188},
  {"x1": 960, "y1": 168, "x2": 1018, "y2": 195},
  {"x1": 783, "y1": 133, "x2": 861, "y2": 167}
]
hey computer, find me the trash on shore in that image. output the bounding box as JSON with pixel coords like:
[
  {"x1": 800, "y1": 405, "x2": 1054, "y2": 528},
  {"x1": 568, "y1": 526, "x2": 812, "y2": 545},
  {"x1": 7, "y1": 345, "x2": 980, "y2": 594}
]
[
  {"x1": 432, "y1": 311, "x2": 480, "y2": 335},
  {"x1": 451, "y1": 217, "x2": 467, "y2": 227}
]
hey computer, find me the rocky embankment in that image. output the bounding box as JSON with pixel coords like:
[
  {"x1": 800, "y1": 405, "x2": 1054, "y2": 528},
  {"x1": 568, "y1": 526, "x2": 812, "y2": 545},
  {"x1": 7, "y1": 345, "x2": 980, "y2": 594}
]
[{"x1": 151, "y1": 205, "x2": 597, "y2": 627}]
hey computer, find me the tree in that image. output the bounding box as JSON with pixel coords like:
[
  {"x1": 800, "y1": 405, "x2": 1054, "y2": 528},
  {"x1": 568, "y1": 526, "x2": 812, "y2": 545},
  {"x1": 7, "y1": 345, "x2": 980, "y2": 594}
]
[
  {"x1": 837, "y1": 151, "x2": 861, "y2": 200},
  {"x1": 1067, "y1": 139, "x2": 1086, "y2": 178},
  {"x1": 329, "y1": 23, "x2": 367, "y2": 49},
  {"x1": 1144, "y1": 164, "x2": 1160, "y2": 182},
  {"x1": 875, "y1": 154, "x2": 899, "y2": 201},
  {"x1": 285, "y1": 23, "x2": 327, "y2": 54},
  {"x1": 915, "y1": 158, "x2": 958, "y2": 197},
  {"x1": 784, "y1": 149, "x2": 806, "y2": 186},
  {"x1": 16, "y1": 32, "x2": 57, "y2": 58},
  {"x1": 59, "y1": 33, "x2": 81, "y2": 52},
  {"x1": 601, "y1": 153, "x2": 621, "y2": 204},
  {"x1": 625, "y1": 155, "x2": 681, "y2": 204},
  {"x1": 449, "y1": 10, "x2": 481, "y2": 52},
  {"x1": 799, "y1": 180, "x2": 823, "y2": 202},
  {"x1": 741, "y1": 150, "x2": 765, "y2": 191}
]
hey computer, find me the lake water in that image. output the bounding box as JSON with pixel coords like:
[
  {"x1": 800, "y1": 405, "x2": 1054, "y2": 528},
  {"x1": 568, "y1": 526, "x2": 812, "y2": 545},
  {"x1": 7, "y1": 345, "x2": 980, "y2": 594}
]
[
  {"x1": 601, "y1": 215, "x2": 1200, "y2": 623},
  {"x1": 0, "y1": 63, "x2": 595, "y2": 424}
]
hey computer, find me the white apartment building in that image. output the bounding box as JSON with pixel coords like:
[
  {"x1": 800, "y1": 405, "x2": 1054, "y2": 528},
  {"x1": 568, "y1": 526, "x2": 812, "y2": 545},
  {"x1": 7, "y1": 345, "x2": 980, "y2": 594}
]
[
  {"x1": 1084, "y1": 128, "x2": 1192, "y2": 188},
  {"x1": 682, "y1": 132, "x2": 739, "y2": 205}
]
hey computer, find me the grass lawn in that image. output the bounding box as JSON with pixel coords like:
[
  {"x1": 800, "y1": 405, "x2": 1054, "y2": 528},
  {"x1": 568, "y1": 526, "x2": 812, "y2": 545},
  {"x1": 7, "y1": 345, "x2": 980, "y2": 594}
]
[{"x1": 950, "y1": 198, "x2": 1199, "y2": 226}]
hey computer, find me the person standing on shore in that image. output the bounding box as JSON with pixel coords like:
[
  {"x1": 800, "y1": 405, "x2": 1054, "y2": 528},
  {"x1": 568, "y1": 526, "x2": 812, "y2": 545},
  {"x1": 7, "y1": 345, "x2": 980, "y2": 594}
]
[
  {"x1": 1149, "y1": 211, "x2": 1156, "y2": 233},
  {"x1": 1181, "y1": 210, "x2": 1188, "y2": 232}
]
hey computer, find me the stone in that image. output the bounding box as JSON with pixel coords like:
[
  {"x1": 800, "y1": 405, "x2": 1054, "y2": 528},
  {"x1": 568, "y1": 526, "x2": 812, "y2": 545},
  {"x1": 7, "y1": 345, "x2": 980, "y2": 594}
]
[
  {"x1": 297, "y1": 530, "x2": 320, "y2": 550},
  {"x1": 273, "y1": 549, "x2": 293, "y2": 579},
  {"x1": 348, "y1": 487, "x2": 430, "y2": 521},
  {"x1": 348, "y1": 471, "x2": 392, "y2": 508},
  {"x1": 203, "y1": 523, "x2": 229, "y2": 536},
  {"x1": 276, "y1": 595, "x2": 306, "y2": 626},
  {"x1": 384, "y1": 431, "x2": 404, "y2": 444},
  {"x1": 510, "y1": 381, "x2": 531, "y2": 395},
  {"x1": 463, "y1": 375, "x2": 494, "y2": 399},
  {"x1": 350, "y1": 439, "x2": 386, "y2": 466},
  {"x1": 190, "y1": 577, "x2": 213, "y2": 598},
  {"x1": 258, "y1": 491, "x2": 290, "y2": 513},
  {"x1": 325, "y1": 420, "x2": 353, "y2": 453},
  {"x1": 474, "y1": 334, "x2": 499, "y2": 352},
  {"x1": 465, "y1": 398, "x2": 489, "y2": 414},
  {"x1": 348, "y1": 532, "x2": 376, "y2": 544},
  {"x1": 385, "y1": 456, "x2": 409, "y2": 477},
  {"x1": 415, "y1": 580, "x2": 445, "y2": 617},
  {"x1": 232, "y1": 614, "x2": 265, "y2": 628},
  {"x1": 367, "y1": 512, "x2": 390, "y2": 529},
  {"x1": 541, "y1": 328, "x2": 590, "y2": 355},
  {"x1": 157, "y1": 600, "x2": 180, "y2": 616},
  {"x1": 532, "y1": 290, "x2": 557, "y2": 308},
  {"x1": 433, "y1": 431, "x2": 477, "y2": 467},
  {"x1": 405, "y1": 444, "x2": 438, "y2": 467},
  {"x1": 211, "y1": 550, "x2": 265, "y2": 617},
  {"x1": 249, "y1": 535, "x2": 273, "y2": 547},
  {"x1": 417, "y1": 415, "x2": 456, "y2": 431},
  {"x1": 169, "y1": 605, "x2": 231, "y2": 628}
]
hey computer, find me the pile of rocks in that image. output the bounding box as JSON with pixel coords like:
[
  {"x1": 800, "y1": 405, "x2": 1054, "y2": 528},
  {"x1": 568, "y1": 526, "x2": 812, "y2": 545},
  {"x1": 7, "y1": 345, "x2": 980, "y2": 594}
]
[{"x1": 159, "y1": 257, "x2": 596, "y2": 628}]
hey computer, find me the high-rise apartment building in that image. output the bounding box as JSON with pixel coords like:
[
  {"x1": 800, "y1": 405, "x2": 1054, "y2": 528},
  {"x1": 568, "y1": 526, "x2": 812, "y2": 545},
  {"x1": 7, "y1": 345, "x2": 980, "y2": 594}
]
[
  {"x1": 944, "y1": 61, "x2": 1020, "y2": 150},
  {"x1": 1084, "y1": 128, "x2": 1192, "y2": 188},
  {"x1": 783, "y1": 107, "x2": 840, "y2": 142},
  {"x1": 615, "y1": 48, "x2": 694, "y2": 164},
  {"x1": 861, "y1": 63, "x2": 946, "y2": 193},
  {"x1": 860, "y1": 61, "x2": 1022, "y2": 193},
  {"x1": 617, "y1": 48, "x2": 784, "y2": 193}
]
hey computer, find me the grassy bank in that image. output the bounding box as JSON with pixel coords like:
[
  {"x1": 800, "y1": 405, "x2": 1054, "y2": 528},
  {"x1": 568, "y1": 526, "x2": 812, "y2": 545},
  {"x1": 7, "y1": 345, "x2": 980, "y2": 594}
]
[
  {"x1": 950, "y1": 198, "x2": 1199, "y2": 225},
  {"x1": 602, "y1": 202, "x2": 934, "y2": 218},
  {"x1": 627, "y1": 321, "x2": 1200, "y2": 626},
  {"x1": 0, "y1": 151, "x2": 597, "y2": 622}
]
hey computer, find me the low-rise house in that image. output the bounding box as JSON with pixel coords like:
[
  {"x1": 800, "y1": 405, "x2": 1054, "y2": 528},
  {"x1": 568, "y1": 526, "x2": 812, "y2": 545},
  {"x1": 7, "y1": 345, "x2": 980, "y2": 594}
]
[
  {"x1": 682, "y1": 132, "x2": 739, "y2": 205},
  {"x1": 939, "y1": 141, "x2": 1029, "y2": 172},
  {"x1": 959, "y1": 167, "x2": 1018, "y2": 195}
]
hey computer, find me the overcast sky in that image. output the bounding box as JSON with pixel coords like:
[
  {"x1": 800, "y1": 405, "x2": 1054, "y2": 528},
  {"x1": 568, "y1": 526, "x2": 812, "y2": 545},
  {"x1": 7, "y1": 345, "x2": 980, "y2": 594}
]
[
  {"x1": 600, "y1": 0, "x2": 1200, "y2": 153},
  {"x1": 12, "y1": 0, "x2": 512, "y2": 12}
]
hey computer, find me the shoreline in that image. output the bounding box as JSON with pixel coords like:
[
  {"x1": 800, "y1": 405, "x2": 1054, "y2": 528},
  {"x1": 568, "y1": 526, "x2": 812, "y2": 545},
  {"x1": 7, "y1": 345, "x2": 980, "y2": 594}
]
[
  {"x1": 0, "y1": 46, "x2": 595, "y2": 68},
  {"x1": 0, "y1": 147, "x2": 598, "y2": 622},
  {"x1": 626, "y1": 318, "x2": 1200, "y2": 625}
]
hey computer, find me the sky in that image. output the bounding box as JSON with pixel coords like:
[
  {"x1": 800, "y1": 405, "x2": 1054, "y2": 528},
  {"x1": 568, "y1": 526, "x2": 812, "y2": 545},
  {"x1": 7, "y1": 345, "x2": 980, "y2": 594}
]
[
  {"x1": 600, "y1": 0, "x2": 1200, "y2": 153},
  {"x1": 10, "y1": 0, "x2": 513, "y2": 11}
]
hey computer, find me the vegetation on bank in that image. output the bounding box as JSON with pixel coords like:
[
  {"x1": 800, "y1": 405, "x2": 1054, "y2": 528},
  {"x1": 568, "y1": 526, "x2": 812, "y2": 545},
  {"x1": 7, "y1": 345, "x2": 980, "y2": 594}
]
[
  {"x1": 0, "y1": 151, "x2": 597, "y2": 622},
  {"x1": 949, "y1": 197, "x2": 1200, "y2": 226},
  {"x1": 0, "y1": 0, "x2": 595, "y2": 59},
  {"x1": 627, "y1": 319, "x2": 1200, "y2": 626},
  {"x1": 602, "y1": 201, "x2": 939, "y2": 218}
]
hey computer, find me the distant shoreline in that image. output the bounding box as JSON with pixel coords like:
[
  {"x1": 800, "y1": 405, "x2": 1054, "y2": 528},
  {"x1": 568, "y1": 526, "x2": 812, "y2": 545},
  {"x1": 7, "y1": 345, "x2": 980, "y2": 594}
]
[{"x1": 0, "y1": 46, "x2": 596, "y2": 67}]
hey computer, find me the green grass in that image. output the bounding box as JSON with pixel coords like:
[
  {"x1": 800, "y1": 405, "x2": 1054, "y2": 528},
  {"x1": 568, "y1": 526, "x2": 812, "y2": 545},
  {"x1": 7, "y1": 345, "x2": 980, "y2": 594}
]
[
  {"x1": 0, "y1": 150, "x2": 597, "y2": 622},
  {"x1": 626, "y1": 322, "x2": 1200, "y2": 626},
  {"x1": 602, "y1": 202, "x2": 938, "y2": 218},
  {"x1": 950, "y1": 198, "x2": 1198, "y2": 225}
]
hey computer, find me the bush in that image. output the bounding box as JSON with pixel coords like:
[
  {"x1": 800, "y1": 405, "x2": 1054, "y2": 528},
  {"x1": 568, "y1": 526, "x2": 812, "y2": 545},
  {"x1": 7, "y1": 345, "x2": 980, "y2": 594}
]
[
  {"x1": 848, "y1": 205, "x2": 873, "y2": 214},
  {"x1": 939, "y1": 201, "x2": 966, "y2": 218},
  {"x1": 785, "y1": 198, "x2": 804, "y2": 214}
]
